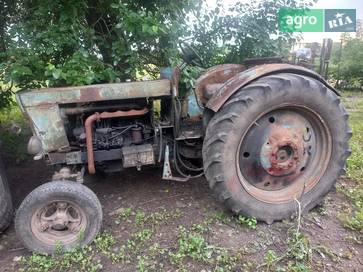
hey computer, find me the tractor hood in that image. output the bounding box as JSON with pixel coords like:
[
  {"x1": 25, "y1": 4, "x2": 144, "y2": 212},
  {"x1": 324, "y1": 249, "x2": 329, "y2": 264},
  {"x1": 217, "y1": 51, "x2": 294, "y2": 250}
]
[{"x1": 16, "y1": 80, "x2": 171, "y2": 153}]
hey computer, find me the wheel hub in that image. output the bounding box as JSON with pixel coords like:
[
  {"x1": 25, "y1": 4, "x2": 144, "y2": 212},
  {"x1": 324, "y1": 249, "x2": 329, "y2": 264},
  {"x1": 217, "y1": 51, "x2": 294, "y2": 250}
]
[
  {"x1": 51, "y1": 202, "x2": 70, "y2": 230},
  {"x1": 260, "y1": 125, "x2": 305, "y2": 177},
  {"x1": 31, "y1": 201, "x2": 86, "y2": 246}
]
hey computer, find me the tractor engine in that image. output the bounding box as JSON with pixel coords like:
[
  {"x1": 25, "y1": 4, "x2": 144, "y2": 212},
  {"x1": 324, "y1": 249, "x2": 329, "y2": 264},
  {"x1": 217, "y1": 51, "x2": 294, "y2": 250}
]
[
  {"x1": 59, "y1": 100, "x2": 158, "y2": 173},
  {"x1": 72, "y1": 120, "x2": 151, "y2": 150}
]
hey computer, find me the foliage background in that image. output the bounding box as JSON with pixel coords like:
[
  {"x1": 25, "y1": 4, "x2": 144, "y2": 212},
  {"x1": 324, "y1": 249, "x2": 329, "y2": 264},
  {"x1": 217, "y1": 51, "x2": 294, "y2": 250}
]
[
  {"x1": 0, "y1": 0, "x2": 315, "y2": 109},
  {"x1": 329, "y1": 29, "x2": 363, "y2": 90}
]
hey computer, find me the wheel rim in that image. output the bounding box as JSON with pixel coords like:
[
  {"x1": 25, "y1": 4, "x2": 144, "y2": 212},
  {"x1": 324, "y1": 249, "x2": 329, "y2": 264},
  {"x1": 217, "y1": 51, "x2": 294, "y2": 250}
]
[
  {"x1": 31, "y1": 200, "x2": 87, "y2": 246},
  {"x1": 237, "y1": 105, "x2": 332, "y2": 204}
]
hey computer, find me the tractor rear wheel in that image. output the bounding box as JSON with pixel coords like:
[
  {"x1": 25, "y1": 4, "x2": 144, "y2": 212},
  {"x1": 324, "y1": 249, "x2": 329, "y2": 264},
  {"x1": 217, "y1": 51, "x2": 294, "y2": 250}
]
[
  {"x1": 203, "y1": 73, "x2": 351, "y2": 223},
  {"x1": 15, "y1": 181, "x2": 102, "y2": 254}
]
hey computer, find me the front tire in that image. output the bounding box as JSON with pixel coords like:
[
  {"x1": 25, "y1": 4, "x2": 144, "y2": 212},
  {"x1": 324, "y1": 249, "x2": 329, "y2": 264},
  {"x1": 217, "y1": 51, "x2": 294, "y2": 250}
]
[
  {"x1": 0, "y1": 156, "x2": 13, "y2": 233},
  {"x1": 15, "y1": 181, "x2": 102, "y2": 254},
  {"x1": 203, "y1": 73, "x2": 351, "y2": 223}
]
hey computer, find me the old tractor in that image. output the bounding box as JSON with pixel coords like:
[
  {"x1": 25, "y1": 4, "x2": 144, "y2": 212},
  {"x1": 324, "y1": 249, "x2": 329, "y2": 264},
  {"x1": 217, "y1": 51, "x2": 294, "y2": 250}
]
[{"x1": 15, "y1": 48, "x2": 350, "y2": 253}]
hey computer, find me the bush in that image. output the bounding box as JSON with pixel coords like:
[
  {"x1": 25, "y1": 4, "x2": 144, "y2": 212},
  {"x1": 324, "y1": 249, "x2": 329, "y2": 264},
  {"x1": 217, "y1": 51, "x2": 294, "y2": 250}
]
[{"x1": 331, "y1": 38, "x2": 363, "y2": 90}]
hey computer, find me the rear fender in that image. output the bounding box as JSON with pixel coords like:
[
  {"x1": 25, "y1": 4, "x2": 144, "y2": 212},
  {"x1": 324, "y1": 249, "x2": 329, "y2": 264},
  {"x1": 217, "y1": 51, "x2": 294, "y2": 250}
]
[
  {"x1": 205, "y1": 63, "x2": 339, "y2": 112},
  {"x1": 194, "y1": 64, "x2": 246, "y2": 106}
]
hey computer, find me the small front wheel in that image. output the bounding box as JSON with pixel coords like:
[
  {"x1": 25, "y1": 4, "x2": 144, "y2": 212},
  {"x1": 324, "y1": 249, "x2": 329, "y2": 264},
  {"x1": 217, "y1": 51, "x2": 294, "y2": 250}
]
[{"x1": 15, "y1": 181, "x2": 102, "y2": 254}]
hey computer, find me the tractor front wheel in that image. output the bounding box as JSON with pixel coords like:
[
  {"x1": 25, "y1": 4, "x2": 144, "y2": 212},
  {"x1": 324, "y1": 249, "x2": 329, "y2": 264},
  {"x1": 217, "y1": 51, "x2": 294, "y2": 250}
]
[
  {"x1": 203, "y1": 73, "x2": 351, "y2": 223},
  {"x1": 15, "y1": 181, "x2": 102, "y2": 254}
]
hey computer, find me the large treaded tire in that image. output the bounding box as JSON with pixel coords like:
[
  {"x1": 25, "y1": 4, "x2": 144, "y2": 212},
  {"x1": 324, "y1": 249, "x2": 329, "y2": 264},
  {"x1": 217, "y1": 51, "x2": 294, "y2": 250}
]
[
  {"x1": 15, "y1": 181, "x2": 103, "y2": 254},
  {"x1": 203, "y1": 73, "x2": 351, "y2": 223},
  {"x1": 0, "y1": 156, "x2": 13, "y2": 233}
]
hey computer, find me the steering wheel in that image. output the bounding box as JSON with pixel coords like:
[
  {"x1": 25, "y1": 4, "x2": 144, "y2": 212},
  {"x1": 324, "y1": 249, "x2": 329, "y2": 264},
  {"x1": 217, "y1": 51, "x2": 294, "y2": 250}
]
[{"x1": 179, "y1": 41, "x2": 204, "y2": 67}]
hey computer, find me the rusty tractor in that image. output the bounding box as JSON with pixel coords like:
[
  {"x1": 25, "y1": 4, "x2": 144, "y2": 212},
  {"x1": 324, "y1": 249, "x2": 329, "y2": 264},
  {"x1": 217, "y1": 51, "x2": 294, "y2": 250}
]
[{"x1": 14, "y1": 49, "x2": 351, "y2": 253}]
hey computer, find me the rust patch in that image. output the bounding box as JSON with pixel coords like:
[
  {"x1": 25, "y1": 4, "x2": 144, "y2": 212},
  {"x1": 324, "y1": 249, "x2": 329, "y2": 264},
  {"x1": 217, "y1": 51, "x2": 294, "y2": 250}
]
[
  {"x1": 171, "y1": 67, "x2": 181, "y2": 96},
  {"x1": 206, "y1": 63, "x2": 338, "y2": 112},
  {"x1": 262, "y1": 124, "x2": 304, "y2": 178},
  {"x1": 236, "y1": 106, "x2": 332, "y2": 204},
  {"x1": 194, "y1": 64, "x2": 245, "y2": 106},
  {"x1": 79, "y1": 87, "x2": 103, "y2": 101},
  {"x1": 17, "y1": 80, "x2": 171, "y2": 108}
]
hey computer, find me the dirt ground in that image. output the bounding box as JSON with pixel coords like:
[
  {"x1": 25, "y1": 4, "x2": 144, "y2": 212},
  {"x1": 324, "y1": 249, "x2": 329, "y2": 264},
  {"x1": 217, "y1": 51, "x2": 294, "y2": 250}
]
[{"x1": 0, "y1": 154, "x2": 362, "y2": 271}]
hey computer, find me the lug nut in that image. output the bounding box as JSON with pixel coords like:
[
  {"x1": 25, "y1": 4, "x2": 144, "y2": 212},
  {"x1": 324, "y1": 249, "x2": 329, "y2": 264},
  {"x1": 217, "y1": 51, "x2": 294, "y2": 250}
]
[{"x1": 41, "y1": 224, "x2": 49, "y2": 232}]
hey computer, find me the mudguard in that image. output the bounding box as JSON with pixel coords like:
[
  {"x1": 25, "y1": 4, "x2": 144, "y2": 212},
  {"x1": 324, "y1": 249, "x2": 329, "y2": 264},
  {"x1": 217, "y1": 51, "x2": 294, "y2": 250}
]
[
  {"x1": 204, "y1": 63, "x2": 339, "y2": 112},
  {"x1": 194, "y1": 64, "x2": 246, "y2": 106}
]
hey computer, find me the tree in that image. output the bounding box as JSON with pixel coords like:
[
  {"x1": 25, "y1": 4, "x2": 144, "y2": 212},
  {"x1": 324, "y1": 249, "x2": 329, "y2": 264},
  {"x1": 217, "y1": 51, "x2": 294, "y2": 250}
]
[
  {"x1": 1, "y1": 0, "x2": 197, "y2": 86},
  {"x1": 0, "y1": 0, "x2": 313, "y2": 108},
  {"x1": 339, "y1": 38, "x2": 363, "y2": 89},
  {"x1": 186, "y1": 0, "x2": 305, "y2": 66},
  {"x1": 330, "y1": 27, "x2": 363, "y2": 89}
]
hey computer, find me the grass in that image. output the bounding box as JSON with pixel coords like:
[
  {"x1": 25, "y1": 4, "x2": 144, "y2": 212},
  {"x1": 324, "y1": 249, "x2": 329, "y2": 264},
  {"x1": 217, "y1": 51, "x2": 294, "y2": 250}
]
[
  {"x1": 17, "y1": 208, "x2": 258, "y2": 272},
  {"x1": 258, "y1": 201, "x2": 314, "y2": 272},
  {"x1": 132, "y1": 207, "x2": 182, "y2": 226},
  {"x1": 114, "y1": 207, "x2": 132, "y2": 225},
  {"x1": 94, "y1": 233, "x2": 116, "y2": 254},
  {"x1": 338, "y1": 91, "x2": 363, "y2": 232},
  {"x1": 168, "y1": 225, "x2": 253, "y2": 271},
  {"x1": 236, "y1": 215, "x2": 257, "y2": 229},
  {"x1": 19, "y1": 245, "x2": 103, "y2": 272},
  {"x1": 132, "y1": 229, "x2": 153, "y2": 243},
  {"x1": 169, "y1": 226, "x2": 215, "y2": 265},
  {"x1": 213, "y1": 211, "x2": 258, "y2": 230},
  {"x1": 340, "y1": 91, "x2": 363, "y2": 111}
]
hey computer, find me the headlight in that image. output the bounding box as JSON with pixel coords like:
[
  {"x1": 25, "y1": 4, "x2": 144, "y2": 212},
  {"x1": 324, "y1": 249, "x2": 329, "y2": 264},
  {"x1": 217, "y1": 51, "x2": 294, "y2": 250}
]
[{"x1": 27, "y1": 136, "x2": 42, "y2": 155}]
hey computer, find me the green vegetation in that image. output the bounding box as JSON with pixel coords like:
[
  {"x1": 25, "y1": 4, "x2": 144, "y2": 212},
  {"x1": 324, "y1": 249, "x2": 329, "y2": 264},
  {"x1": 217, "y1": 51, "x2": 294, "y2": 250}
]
[
  {"x1": 132, "y1": 207, "x2": 182, "y2": 226},
  {"x1": 134, "y1": 210, "x2": 147, "y2": 226},
  {"x1": 19, "y1": 245, "x2": 103, "y2": 272},
  {"x1": 328, "y1": 20, "x2": 363, "y2": 90},
  {"x1": 345, "y1": 113, "x2": 363, "y2": 181},
  {"x1": 94, "y1": 233, "x2": 116, "y2": 254},
  {"x1": 330, "y1": 37, "x2": 363, "y2": 90},
  {"x1": 132, "y1": 229, "x2": 153, "y2": 243},
  {"x1": 17, "y1": 208, "x2": 253, "y2": 271},
  {"x1": 338, "y1": 181, "x2": 363, "y2": 232},
  {"x1": 0, "y1": 0, "x2": 312, "y2": 109},
  {"x1": 168, "y1": 225, "x2": 254, "y2": 271},
  {"x1": 114, "y1": 207, "x2": 132, "y2": 225},
  {"x1": 259, "y1": 220, "x2": 313, "y2": 271},
  {"x1": 169, "y1": 226, "x2": 216, "y2": 265},
  {"x1": 214, "y1": 211, "x2": 258, "y2": 230},
  {"x1": 338, "y1": 92, "x2": 363, "y2": 232},
  {"x1": 0, "y1": 105, "x2": 29, "y2": 161},
  {"x1": 237, "y1": 215, "x2": 257, "y2": 229}
]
